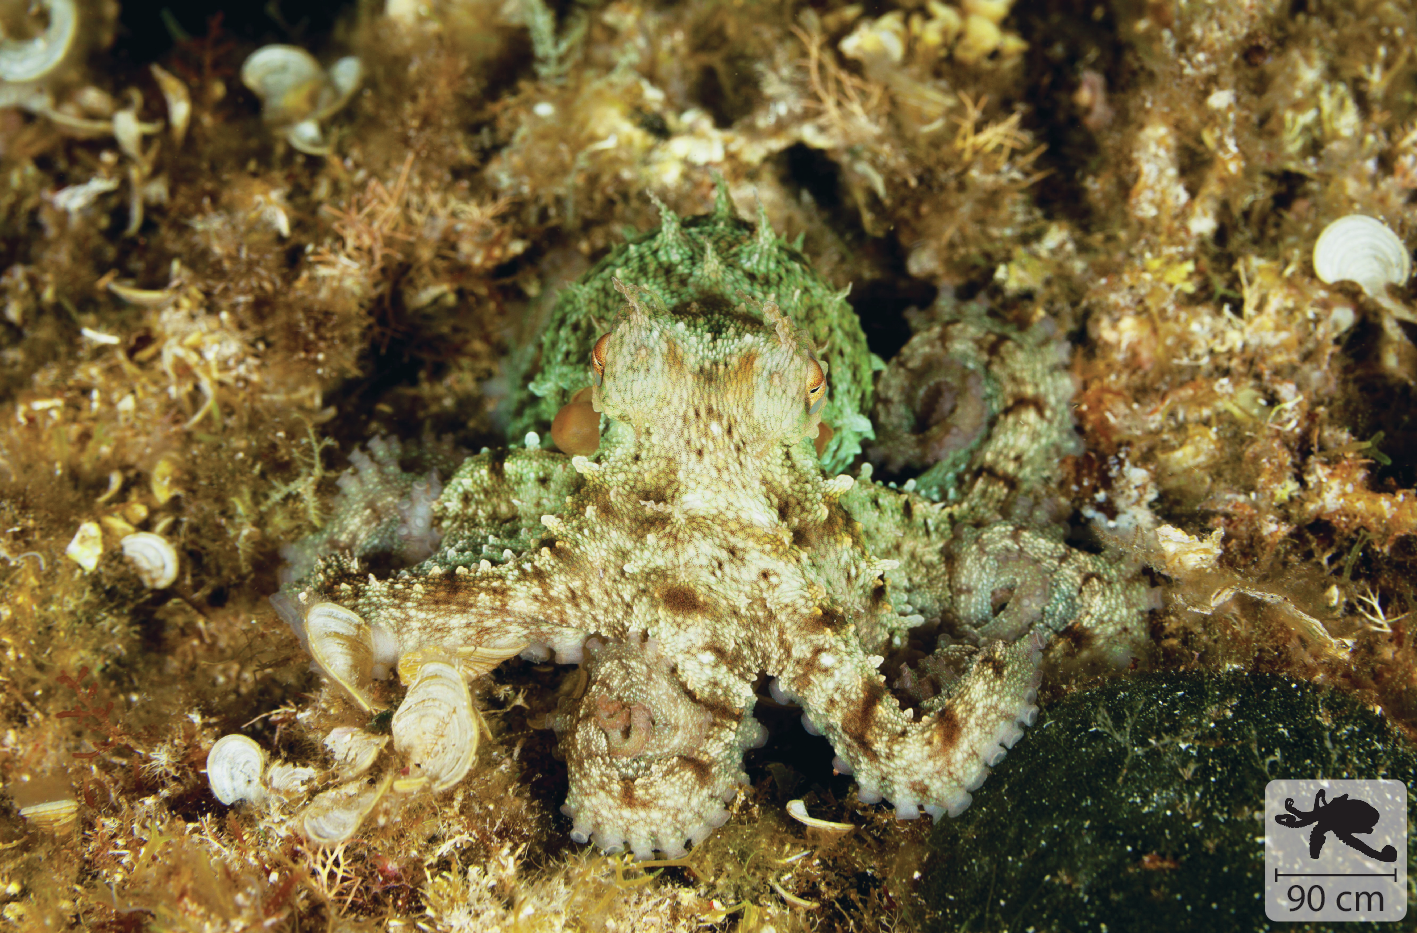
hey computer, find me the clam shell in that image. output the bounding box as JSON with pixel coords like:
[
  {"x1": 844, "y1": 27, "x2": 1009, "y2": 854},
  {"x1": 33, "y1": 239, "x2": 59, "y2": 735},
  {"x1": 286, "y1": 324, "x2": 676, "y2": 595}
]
[
  {"x1": 305, "y1": 602, "x2": 377, "y2": 711},
  {"x1": 241, "y1": 45, "x2": 327, "y2": 125},
  {"x1": 392, "y1": 660, "x2": 478, "y2": 794},
  {"x1": 207, "y1": 734, "x2": 268, "y2": 806},
  {"x1": 1313, "y1": 215, "x2": 1411, "y2": 298},
  {"x1": 120, "y1": 532, "x2": 179, "y2": 589},
  {"x1": 0, "y1": 0, "x2": 78, "y2": 84},
  {"x1": 19, "y1": 798, "x2": 79, "y2": 833},
  {"x1": 301, "y1": 774, "x2": 392, "y2": 846}
]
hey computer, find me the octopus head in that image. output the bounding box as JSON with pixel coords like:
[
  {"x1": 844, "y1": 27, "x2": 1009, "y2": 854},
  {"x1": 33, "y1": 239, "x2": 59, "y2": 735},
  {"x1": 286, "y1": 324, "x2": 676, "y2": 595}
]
[{"x1": 586, "y1": 279, "x2": 827, "y2": 459}]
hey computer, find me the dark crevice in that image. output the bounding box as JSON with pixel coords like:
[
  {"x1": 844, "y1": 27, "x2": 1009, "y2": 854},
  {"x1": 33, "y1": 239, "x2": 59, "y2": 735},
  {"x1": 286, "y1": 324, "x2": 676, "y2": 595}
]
[
  {"x1": 851, "y1": 276, "x2": 936, "y2": 362},
  {"x1": 1010, "y1": 0, "x2": 1128, "y2": 230}
]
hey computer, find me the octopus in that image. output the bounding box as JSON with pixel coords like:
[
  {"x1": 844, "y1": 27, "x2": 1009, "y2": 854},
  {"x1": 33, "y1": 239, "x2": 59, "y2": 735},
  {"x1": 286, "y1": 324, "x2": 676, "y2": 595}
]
[{"x1": 222, "y1": 190, "x2": 1151, "y2": 859}]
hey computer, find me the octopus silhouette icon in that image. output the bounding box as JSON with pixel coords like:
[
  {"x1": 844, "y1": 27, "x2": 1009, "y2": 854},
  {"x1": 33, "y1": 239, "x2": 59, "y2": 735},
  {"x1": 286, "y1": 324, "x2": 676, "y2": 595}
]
[{"x1": 1276, "y1": 789, "x2": 1399, "y2": 862}]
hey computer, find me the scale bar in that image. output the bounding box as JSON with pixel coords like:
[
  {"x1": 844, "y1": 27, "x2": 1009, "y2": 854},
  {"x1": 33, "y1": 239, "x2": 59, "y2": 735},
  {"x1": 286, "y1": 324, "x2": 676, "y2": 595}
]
[{"x1": 1274, "y1": 871, "x2": 1398, "y2": 880}]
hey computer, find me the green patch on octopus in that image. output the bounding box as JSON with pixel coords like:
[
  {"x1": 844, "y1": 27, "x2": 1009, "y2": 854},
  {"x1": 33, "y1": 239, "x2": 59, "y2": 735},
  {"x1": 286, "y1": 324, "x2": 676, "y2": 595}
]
[{"x1": 509, "y1": 188, "x2": 879, "y2": 475}]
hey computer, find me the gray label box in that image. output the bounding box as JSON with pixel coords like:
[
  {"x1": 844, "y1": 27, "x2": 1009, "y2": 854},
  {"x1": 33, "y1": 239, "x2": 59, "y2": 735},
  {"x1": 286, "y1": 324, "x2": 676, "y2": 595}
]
[{"x1": 1266, "y1": 779, "x2": 1407, "y2": 922}]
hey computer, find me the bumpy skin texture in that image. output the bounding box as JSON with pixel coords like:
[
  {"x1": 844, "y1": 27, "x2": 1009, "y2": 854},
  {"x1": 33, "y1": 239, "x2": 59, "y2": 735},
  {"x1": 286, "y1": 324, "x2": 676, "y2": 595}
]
[
  {"x1": 269, "y1": 203, "x2": 1151, "y2": 858},
  {"x1": 868, "y1": 305, "x2": 1079, "y2": 510},
  {"x1": 509, "y1": 190, "x2": 879, "y2": 473}
]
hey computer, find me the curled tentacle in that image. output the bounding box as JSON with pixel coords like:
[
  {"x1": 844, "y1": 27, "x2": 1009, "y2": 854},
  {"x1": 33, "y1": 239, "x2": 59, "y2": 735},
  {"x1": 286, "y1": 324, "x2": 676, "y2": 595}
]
[{"x1": 553, "y1": 638, "x2": 763, "y2": 860}]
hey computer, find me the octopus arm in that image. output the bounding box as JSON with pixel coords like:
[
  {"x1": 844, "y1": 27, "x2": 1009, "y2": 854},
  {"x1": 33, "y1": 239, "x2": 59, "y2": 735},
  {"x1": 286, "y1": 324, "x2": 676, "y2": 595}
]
[
  {"x1": 299, "y1": 546, "x2": 594, "y2": 666},
  {"x1": 554, "y1": 639, "x2": 765, "y2": 860},
  {"x1": 784, "y1": 633, "x2": 1041, "y2": 820}
]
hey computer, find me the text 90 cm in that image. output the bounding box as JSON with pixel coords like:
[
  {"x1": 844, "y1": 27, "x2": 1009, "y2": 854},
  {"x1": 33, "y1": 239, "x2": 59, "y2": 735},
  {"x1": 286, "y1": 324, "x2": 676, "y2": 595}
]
[{"x1": 1288, "y1": 885, "x2": 1386, "y2": 914}]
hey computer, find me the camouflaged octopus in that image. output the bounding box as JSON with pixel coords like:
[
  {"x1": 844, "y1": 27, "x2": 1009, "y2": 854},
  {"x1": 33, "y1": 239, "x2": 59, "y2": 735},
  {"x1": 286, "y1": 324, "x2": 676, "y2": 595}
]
[{"x1": 220, "y1": 192, "x2": 1150, "y2": 859}]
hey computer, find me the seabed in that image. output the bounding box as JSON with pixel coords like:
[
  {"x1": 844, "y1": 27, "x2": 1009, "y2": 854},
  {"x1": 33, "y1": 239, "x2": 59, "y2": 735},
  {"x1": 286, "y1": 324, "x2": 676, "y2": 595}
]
[{"x1": 0, "y1": 0, "x2": 1414, "y2": 930}]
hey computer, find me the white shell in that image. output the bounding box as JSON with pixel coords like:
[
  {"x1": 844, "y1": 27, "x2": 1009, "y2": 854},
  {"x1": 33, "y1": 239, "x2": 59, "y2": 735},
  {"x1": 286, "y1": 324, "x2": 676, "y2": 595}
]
[
  {"x1": 840, "y1": 13, "x2": 907, "y2": 66},
  {"x1": 284, "y1": 119, "x2": 327, "y2": 155},
  {"x1": 207, "y1": 735, "x2": 268, "y2": 806},
  {"x1": 241, "y1": 45, "x2": 326, "y2": 124},
  {"x1": 241, "y1": 46, "x2": 362, "y2": 155},
  {"x1": 65, "y1": 521, "x2": 102, "y2": 572},
  {"x1": 1314, "y1": 215, "x2": 1411, "y2": 300},
  {"x1": 0, "y1": 0, "x2": 78, "y2": 83},
  {"x1": 392, "y1": 660, "x2": 478, "y2": 794},
  {"x1": 301, "y1": 775, "x2": 392, "y2": 846},
  {"x1": 324, "y1": 726, "x2": 388, "y2": 780},
  {"x1": 305, "y1": 602, "x2": 377, "y2": 711},
  {"x1": 318, "y1": 57, "x2": 363, "y2": 120},
  {"x1": 149, "y1": 64, "x2": 191, "y2": 146},
  {"x1": 120, "y1": 532, "x2": 179, "y2": 589},
  {"x1": 786, "y1": 798, "x2": 855, "y2": 831}
]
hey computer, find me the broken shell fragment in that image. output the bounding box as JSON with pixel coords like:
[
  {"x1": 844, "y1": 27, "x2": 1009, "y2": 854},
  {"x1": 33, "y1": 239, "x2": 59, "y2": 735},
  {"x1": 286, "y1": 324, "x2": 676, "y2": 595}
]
[
  {"x1": 786, "y1": 798, "x2": 855, "y2": 832},
  {"x1": 0, "y1": 0, "x2": 78, "y2": 84},
  {"x1": 120, "y1": 532, "x2": 179, "y2": 589},
  {"x1": 240, "y1": 45, "x2": 363, "y2": 155},
  {"x1": 64, "y1": 521, "x2": 102, "y2": 572},
  {"x1": 264, "y1": 761, "x2": 318, "y2": 798},
  {"x1": 301, "y1": 774, "x2": 392, "y2": 846},
  {"x1": 324, "y1": 726, "x2": 388, "y2": 781},
  {"x1": 395, "y1": 641, "x2": 528, "y2": 683},
  {"x1": 19, "y1": 798, "x2": 79, "y2": 834},
  {"x1": 149, "y1": 63, "x2": 190, "y2": 146},
  {"x1": 1313, "y1": 215, "x2": 1413, "y2": 321},
  {"x1": 305, "y1": 601, "x2": 378, "y2": 711},
  {"x1": 207, "y1": 734, "x2": 268, "y2": 806}
]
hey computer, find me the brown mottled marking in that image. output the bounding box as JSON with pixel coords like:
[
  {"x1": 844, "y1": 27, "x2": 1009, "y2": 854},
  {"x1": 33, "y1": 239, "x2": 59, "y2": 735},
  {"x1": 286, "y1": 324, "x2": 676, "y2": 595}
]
[
  {"x1": 934, "y1": 706, "x2": 962, "y2": 749},
  {"x1": 636, "y1": 509, "x2": 673, "y2": 533},
  {"x1": 803, "y1": 606, "x2": 848, "y2": 634},
  {"x1": 704, "y1": 644, "x2": 733, "y2": 665},
  {"x1": 733, "y1": 349, "x2": 760, "y2": 382},
  {"x1": 486, "y1": 448, "x2": 508, "y2": 480},
  {"x1": 696, "y1": 696, "x2": 740, "y2": 724},
  {"x1": 676, "y1": 755, "x2": 714, "y2": 786},
  {"x1": 982, "y1": 333, "x2": 1010, "y2": 360},
  {"x1": 663, "y1": 339, "x2": 685, "y2": 372},
  {"x1": 980, "y1": 466, "x2": 1020, "y2": 492},
  {"x1": 840, "y1": 681, "x2": 888, "y2": 762},
  {"x1": 1001, "y1": 397, "x2": 1048, "y2": 419},
  {"x1": 1080, "y1": 572, "x2": 1104, "y2": 591},
  {"x1": 619, "y1": 778, "x2": 639, "y2": 806},
  {"x1": 980, "y1": 652, "x2": 1008, "y2": 679},
  {"x1": 818, "y1": 504, "x2": 850, "y2": 538},
  {"x1": 1058, "y1": 621, "x2": 1090, "y2": 649},
  {"x1": 659, "y1": 584, "x2": 706, "y2": 614}
]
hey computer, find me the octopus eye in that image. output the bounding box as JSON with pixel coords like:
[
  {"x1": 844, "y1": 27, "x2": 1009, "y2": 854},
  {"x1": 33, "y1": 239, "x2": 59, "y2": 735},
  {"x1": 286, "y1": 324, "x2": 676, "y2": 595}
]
[
  {"x1": 806, "y1": 358, "x2": 826, "y2": 415},
  {"x1": 591, "y1": 333, "x2": 611, "y2": 385}
]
